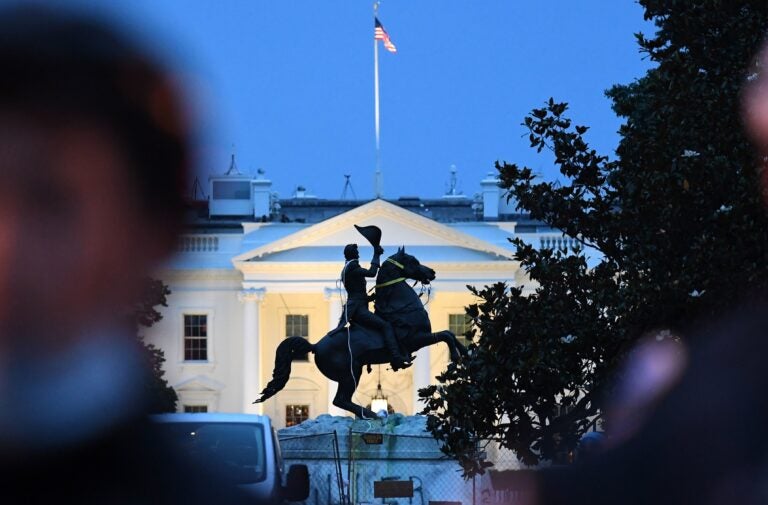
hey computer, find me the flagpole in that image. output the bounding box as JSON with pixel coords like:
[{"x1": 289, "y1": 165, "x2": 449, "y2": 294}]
[{"x1": 373, "y1": 1, "x2": 382, "y2": 198}]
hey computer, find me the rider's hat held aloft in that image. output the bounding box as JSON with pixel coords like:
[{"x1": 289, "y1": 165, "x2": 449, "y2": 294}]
[{"x1": 337, "y1": 225, "x2": 411, "y2": 370}]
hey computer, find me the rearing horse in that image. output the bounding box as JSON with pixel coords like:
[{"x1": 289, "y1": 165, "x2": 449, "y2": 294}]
[{"x1": 254, "y1": 247, "x2": 467, "y2": 419}]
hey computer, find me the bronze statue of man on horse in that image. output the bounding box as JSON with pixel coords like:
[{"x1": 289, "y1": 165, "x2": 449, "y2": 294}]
[
  {"x1": 333, "y1": 225, "x2": 413, "y2": 371},
  {"x1": 254, "y1": 225, "x2": 467, "y2": 419}
]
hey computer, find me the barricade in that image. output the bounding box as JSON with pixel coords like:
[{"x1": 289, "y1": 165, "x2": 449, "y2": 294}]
[{"x1": 279, "y1": 416, "x2": 533, "y2": 505}]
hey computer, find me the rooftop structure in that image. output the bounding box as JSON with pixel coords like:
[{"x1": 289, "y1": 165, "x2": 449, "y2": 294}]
[{"x1": 189, "y1": 159, "x2": 548, "y2": 229}]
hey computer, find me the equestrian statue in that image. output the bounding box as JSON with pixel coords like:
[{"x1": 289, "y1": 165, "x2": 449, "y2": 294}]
[{"x1": 253, "y1": 225, "x2": 468, "y2": 419}]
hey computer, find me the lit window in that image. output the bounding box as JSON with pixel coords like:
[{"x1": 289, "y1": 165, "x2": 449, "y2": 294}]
[
  {"x1": 285, "y1": 404, "x2": 309, "y2": 427},
  {"x1": 448, "y1": 313, "x2": 472, "y2": 347},
  {"x1": 183, "y1": 405, "x2": 208, "y2": 413},
  {"x1": 184, "y1": 314, "x2": 208, "y2": 361},
  {"x1": 285, "y1": 314, "x2": 309, "y2": 361}
]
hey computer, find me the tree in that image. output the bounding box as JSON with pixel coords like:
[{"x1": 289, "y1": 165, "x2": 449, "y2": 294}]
[
  {"x1": 421, "y1": 0, "x2": 768, "y2": 475},
  {"x1": 134, "y1": 278, "x2": 178, "y2": 413}
]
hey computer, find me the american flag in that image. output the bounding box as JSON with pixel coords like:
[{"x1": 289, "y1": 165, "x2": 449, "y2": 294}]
[{"x1": 374, "y1": 17, "x2": 397, "y2": 53}]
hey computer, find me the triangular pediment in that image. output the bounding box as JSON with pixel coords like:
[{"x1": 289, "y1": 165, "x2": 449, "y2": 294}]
[
  {"x1": 233, "y1": 199, "x2": 513, "y2": 263},
  {"x1": 174, "y1": 375, "x2": 225, "y2": 392}
]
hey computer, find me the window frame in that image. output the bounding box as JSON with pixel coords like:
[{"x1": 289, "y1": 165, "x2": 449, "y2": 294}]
[
  {"x1": 448, "y1": 312, "x2": 473, "y2": 347},
  {"x1": 211, "y1": 180, "x2": 251, "y2": 200},
  {"x1": 176, "y1": 382, "x2": 220, "y2": 413},
  {"x1": 284, "y1": 313, "x2": 310, "y2": 362},
  {"x1": 285, "y1": 404, "x2": 310, "y2": 427},
  {"x1": 179, "y1": 309, "x2": 215, "y2": 365},
  {"x1": 183, "y1": 405, "x2": 209, "y2": 413}
]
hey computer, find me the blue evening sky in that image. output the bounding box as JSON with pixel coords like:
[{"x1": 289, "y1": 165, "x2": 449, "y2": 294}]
[{"x1": 79, "y1": 1, "x2": 652, "y2": 200}]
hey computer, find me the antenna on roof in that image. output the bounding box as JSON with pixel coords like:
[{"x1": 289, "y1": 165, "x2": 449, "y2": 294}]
[
  {"x1": 341, "y1": 174, "x2": 357, "y2": 200},
  {"x1": 225, "y1": 153, "x2": 241, "y2": 176},
  {"x1": 445, "y1": 164, "x2": 462, "y2": 196},
  {"x1": 191, "y1": 176, "x2": 207, "y2": 201}
]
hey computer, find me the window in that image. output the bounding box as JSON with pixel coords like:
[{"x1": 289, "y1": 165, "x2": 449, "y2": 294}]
[
  {"x1": 448, "y1": 313, "x2": 472, "y2": 347},
  {"x1": 184, "y1": 314, "x2": 208, "y2": 361},
  {"x1": 285, "y1": 404, "x2": 309, "y2": 427},
  {"x1": 183, "y1": 405, "x2": 208, "y2": 413},
  {"x1": 152, "y1": 422, "x2": 266, "y2": 484},
  {"x1": 285, "y1": 314, "x2": 309, "y2": 361},
  {"x1": 212, "y1": 180, "x2": 250, "y2": 200}
]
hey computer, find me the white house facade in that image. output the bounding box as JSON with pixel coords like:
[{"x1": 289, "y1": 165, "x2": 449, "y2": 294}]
[{"x1": 144, "y1": 167, "x2": 574, "y2": 428}]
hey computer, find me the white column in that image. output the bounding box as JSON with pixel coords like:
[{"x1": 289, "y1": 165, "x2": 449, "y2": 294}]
[
  {"x1": 239, "y1": 287, "x2": 265, "y2": 414},
  {"x1": 324, "y1": 287, "x2": 348, "y2": 417},
  {"x1": 412, "y1": 304, "x2": 432, "y2": 415}
]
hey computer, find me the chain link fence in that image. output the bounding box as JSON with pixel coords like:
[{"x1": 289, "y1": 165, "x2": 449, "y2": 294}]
[
  {"x1": 279, "y1": 429, "x2": 533, "y2": 505},
  {"x1": 474, "y1": 440, "x2": 530, "y2": 505},
  {"x1": 279, "y1": 432, "x2": 347, "y2": 505}
]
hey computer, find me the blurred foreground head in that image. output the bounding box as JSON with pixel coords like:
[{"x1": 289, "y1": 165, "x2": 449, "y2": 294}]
[
  {"x1": 0, "y1": 5, "x2": 190, "y2": 348},
  {"x1": 744, "y1": 40, "x2": 768, "y2": 193}
]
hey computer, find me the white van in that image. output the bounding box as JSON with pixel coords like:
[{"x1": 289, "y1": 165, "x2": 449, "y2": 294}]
[{"x1": 150, "y1": 413, "x2": 309, "y2": 503}]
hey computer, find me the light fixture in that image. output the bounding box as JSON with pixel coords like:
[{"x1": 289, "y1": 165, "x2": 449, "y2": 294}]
[{"x1": 370, "y1": 365, "x2": 389, "y2": 414}]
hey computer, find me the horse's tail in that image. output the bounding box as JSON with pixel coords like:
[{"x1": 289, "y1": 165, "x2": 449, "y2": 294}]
[{"x1": 253, "y1": 336, "x2": 315, "y2": 404}]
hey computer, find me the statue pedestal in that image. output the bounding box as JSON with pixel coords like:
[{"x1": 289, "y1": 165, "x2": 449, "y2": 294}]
[{"x1": 278, "y1": 413, "x2": 443, "y2": 459}]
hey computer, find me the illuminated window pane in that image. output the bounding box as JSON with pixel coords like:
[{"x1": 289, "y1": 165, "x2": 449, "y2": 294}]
[
  {"x1": 448, "y1": 313, "x2": 472, "y2": 347},
  {"x1": 285, "y1": 314, "x2": 309, "y2": 361},
  {"x1": 285, "y1": 404, "x2": 309, "y2": 427}
]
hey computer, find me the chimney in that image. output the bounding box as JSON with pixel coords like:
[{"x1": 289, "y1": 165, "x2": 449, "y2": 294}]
[
  {"x1": 252, "y1": 168, "x2": 272, "y2": 220},
  {"x1": 480, "y1": 173, "x2": 500, "y2": 220}
]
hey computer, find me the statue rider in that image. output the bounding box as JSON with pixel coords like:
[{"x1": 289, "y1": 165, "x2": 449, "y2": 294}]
[{"x1": 337, "y1": 243, "x2": 413, "y2": 371}]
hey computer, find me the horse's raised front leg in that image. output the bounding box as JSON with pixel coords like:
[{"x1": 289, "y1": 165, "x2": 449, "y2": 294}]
[
  {"x1": 432, "y1": 330, "x2": 468, "y2": 361},
  {"x1": 405, "y1": 330, "x2": 468, "y2": 363},
  {"x1": 332, "y1": 371, "x2": 378, "y2": 420}
]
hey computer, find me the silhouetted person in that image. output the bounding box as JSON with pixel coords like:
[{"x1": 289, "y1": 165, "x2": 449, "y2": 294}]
[
  {"x1": 0, "y1": 5, "x2": 251, "y2": 504},
  {"x1": 337, "y1": 243, "x2": 412, "y2": 370}
]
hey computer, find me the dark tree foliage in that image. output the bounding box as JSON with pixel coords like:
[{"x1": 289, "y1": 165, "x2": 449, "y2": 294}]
[
  {"x1": 134, "y1": 278, "x2": 178, "y2": 413},
  {"x1": 421, "y1": 0, "x2": 768, "y2": 475}
]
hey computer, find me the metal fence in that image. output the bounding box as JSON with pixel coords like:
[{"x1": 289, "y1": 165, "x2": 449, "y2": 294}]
[
  {"x1": 279, "y1": 431, "x2": 531, "y2": 505},
  {"x1": 279, "y1": 432, "x2": 347, "y2": 505}
]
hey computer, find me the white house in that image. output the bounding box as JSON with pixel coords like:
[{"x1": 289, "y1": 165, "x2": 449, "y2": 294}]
[{"x1": 144, "y1": 166, "x2": 574, "y2": 428}]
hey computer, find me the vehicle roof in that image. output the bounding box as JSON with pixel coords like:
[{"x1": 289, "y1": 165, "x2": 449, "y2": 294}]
[{"x1": 150, "y1": 413, "x2": 273, "y2": 425}]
